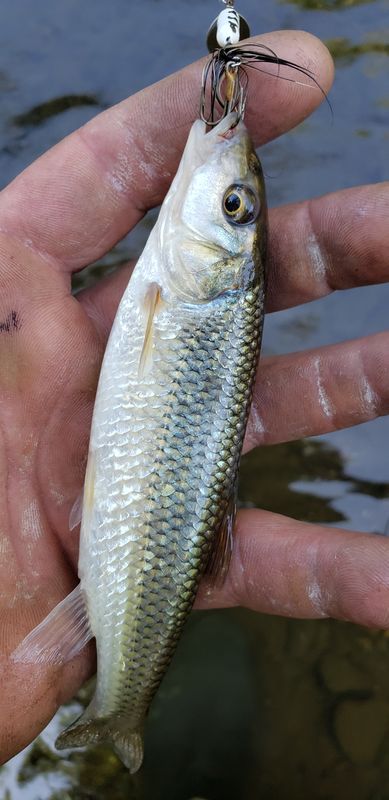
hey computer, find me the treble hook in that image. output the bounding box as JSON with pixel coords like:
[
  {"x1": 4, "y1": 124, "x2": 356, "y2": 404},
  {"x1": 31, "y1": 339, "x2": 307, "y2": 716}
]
[{"x1": 200, "y1": 49, "x2": 248, "y2": 127}]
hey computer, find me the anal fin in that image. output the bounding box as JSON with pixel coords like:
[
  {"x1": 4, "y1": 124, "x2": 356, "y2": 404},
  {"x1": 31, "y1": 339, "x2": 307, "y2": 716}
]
[{"x1": 11, "y1": 584, "x2": 93, "y2": 665}]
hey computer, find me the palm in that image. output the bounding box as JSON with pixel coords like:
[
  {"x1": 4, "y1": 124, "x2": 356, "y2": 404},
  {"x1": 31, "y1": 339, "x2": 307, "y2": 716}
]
[
  {"x1": 0, "y1": 254, "x2": 102, "y2": 757},
  {"x1": 1, "y1": 259, "x2": 99, "y2": 556},
  {"x1": 1, "y1": 30, "x2": 388, "y2": 764}
]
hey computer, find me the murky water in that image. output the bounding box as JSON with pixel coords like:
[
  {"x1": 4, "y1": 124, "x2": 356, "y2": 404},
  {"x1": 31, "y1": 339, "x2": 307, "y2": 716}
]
[{"x1": 0, "y1": 0, "x2": 388, "y2": 797}]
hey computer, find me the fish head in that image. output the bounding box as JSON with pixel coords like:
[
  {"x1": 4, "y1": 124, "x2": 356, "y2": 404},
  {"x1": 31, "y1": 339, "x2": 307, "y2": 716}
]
[{"x1": 159, "y1": 112, "x2": 267, "y2": 304}]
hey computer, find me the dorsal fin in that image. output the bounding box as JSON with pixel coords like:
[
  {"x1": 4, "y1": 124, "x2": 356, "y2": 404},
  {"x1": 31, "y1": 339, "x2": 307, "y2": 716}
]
[{"x1": 205, "y1": 480, "x2": 238, "y2": 586}]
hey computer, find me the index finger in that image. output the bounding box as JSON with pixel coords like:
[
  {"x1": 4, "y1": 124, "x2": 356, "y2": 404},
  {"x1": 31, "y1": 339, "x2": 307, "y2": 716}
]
[{"x1": 0, "y1": 31, "x2": 333, "y2": 272}]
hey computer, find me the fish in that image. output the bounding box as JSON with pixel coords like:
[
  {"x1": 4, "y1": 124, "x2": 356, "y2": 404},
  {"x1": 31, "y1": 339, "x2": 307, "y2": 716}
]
[{"x1": 12, "y1": 111, "x2": 267, "y2": 772}]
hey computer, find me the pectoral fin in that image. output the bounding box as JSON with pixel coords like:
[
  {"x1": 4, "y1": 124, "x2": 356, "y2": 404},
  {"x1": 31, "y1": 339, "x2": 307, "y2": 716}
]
[
  {"x1": 69, "y1": 490, "x2": 83, "y2": 531},
  {"x1": 69, "y1": 453, "x2": 96, "y2": 532},
  {"x1": 138, "y1": 282, "x2": 162, "y2": 378}
]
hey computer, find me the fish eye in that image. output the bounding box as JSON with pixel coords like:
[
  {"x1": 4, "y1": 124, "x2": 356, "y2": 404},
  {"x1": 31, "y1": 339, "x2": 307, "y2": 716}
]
[{"x1": 222, "y1": 184, "x2": 259, "y2": 225}]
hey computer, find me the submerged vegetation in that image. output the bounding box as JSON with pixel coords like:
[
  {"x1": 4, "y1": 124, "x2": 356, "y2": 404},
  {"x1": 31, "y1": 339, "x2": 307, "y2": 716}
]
[
  {"x1": 283, "y1": 0, "x2": 375, "y2": 11},
  {"x1": 13, "y1": 95, "x2": 100, "y2": 127},
  {"x1": 326, "y1": 37, "x2": 389, "y2": 63}
]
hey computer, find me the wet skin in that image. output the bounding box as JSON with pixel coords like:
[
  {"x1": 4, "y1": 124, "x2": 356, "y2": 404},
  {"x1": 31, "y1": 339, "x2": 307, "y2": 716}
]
[{"x1": 0, "y1": 29, "x2": 388, "y2": 763}]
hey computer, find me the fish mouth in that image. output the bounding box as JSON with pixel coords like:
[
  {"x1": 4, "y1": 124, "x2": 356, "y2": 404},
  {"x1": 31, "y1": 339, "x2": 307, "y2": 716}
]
[
  {"x1": 196, "y1": 111, "x2": 242, "y2": 142},
  {"x1": 206, "y1": 111, "x2": 240, "y2": 137},
  {"x1": 187, "y1": 111, "x2": 250, "y2": 170}
]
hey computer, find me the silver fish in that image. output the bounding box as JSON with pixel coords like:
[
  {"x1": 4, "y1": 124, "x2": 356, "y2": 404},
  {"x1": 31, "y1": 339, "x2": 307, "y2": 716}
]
[{"x1": 13, "y1": 112, "x2": 267, "y2": 772}]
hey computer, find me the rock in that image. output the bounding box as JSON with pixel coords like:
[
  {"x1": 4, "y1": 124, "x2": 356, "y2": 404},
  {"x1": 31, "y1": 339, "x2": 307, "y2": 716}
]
[{"x1": 334, "y1": 698, "x2": 388, "y2": 764}]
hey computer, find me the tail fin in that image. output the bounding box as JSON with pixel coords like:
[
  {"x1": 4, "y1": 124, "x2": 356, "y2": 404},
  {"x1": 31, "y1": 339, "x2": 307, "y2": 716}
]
[{"x1": 55, "y1": 713, "x2": 144, "y2": 774}]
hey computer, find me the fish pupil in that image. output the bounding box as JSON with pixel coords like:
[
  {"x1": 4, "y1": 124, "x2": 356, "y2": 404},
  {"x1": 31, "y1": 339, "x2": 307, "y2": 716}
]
[{"x1": 225, "y1": 193, "x2": 241, "y2": 213}]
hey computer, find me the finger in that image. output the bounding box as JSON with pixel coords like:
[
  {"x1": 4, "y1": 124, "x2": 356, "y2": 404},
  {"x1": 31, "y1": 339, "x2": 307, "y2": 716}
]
[
  {"x1": 0, "y1": 31, "x2": 333, "y2": 271},
  {"x1": 244, "y1": 332, "x2": 389, "y2": 449},
  {"x1": 196, "y1": 509, "x2": 389, "y2": 629},
  {"x1": 266, "y1": 182, "x2": 389, "y2": 312}
]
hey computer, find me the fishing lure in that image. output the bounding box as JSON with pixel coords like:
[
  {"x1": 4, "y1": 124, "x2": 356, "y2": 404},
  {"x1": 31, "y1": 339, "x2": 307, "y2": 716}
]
[{"x1": 202, "y1": 0, "x2": 327, "y2": 127}]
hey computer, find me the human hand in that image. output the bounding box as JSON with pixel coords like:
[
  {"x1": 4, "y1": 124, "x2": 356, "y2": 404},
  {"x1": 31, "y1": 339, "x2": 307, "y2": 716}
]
[{"x1": 0, "y1": 30, "x2": 387, "y2": 764}]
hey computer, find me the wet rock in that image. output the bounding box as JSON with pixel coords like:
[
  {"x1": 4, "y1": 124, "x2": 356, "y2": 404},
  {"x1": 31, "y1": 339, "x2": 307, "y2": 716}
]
[
  {"x1": 334, "y1": 698, "x2": 388, "y2": 764},
  {"x1": 319, "y1": 653, "x2": 371, "y2": 693}
]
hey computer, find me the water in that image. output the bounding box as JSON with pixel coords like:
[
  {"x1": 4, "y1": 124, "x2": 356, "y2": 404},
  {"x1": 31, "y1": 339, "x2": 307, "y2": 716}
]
[{"x1": 0, "y1": 0, "x2": 388, "y2": 797}]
